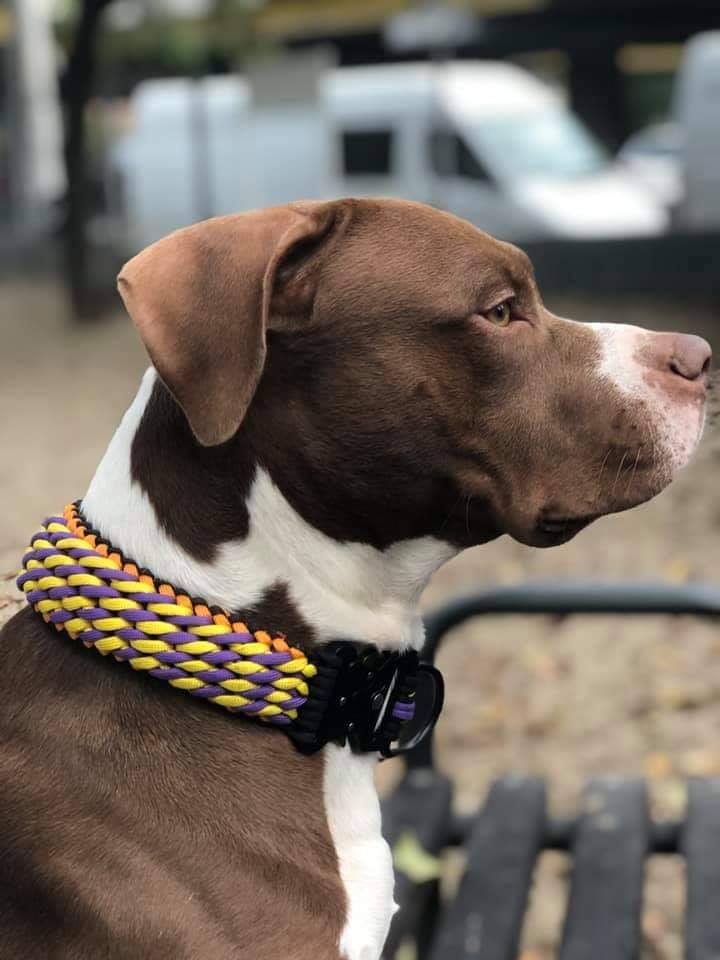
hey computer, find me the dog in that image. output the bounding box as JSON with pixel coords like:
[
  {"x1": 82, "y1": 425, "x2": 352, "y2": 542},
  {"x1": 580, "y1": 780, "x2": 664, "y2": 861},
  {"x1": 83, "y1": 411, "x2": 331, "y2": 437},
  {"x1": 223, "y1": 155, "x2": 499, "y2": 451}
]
[{"x1": 0, "y1": 198, "x2": 710, "y2": 960}]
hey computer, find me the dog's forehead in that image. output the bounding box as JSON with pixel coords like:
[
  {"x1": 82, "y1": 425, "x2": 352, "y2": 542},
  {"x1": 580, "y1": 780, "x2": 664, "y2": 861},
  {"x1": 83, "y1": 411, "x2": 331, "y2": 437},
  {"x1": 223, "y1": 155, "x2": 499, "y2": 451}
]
[{"x1": 324, "y1": 200, "x2": 534, "y2": 312}]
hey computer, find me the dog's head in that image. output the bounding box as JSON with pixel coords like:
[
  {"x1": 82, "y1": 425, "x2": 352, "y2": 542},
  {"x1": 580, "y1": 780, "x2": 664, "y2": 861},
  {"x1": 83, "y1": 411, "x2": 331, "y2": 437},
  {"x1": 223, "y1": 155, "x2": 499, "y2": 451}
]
[{"x1": 118, "y1": 198, "x2": 710, "y2": 552}]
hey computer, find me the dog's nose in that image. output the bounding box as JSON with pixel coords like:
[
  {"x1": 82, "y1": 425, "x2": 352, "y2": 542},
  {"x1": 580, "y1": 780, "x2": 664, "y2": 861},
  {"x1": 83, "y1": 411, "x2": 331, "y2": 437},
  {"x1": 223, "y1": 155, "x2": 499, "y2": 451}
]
[{"x1": 668, "y1": 333, "x2": 712, "y2": 382}]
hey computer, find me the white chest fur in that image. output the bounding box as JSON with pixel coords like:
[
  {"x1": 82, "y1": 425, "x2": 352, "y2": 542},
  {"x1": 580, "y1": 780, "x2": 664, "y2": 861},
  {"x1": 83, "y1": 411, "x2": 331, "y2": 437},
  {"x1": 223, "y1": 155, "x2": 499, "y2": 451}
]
[{"x1": 323, "y1": 745, "x2": 396, "y2": 960}]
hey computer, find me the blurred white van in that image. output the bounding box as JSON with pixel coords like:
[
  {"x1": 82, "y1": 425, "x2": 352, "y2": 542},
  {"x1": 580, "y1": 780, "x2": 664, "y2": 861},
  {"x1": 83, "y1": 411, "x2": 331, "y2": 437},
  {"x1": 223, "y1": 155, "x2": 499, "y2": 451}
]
[
  {"x1": 109, "y1": 61, "x2": 667, "y2": 251},
  {"x1": 673, "y1": 31, "x2": 720, "y2": 230},
  {"x1": 617, "y1": 122, "x2": 684, "y2": 210}
]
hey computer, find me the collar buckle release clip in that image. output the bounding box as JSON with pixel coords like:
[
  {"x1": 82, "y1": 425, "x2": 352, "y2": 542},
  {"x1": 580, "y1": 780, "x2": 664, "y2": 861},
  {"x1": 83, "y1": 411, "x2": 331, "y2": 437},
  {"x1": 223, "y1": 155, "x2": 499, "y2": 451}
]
[{"x1": 289, "y1": 642, "x2": 444, "y2": 758}]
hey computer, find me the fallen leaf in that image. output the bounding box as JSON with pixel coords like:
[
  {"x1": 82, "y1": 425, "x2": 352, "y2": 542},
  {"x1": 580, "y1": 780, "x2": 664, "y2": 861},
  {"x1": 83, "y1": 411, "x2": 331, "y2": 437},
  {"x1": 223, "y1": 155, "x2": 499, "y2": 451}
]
[
  {"x1": 681, "y1": 747, "x2": 720, "y2": 777},
  {"x1": 394, "y1": 939, "x2": 417, "y2": 960},
  {"x1": 651, "y1": 779, "x2": 688, "y2": 820},
  {"x1": 392, "y1": 831, "x2": 442, "y2": 885},
  {"x1": 642, "y1": 909, "x2": 668, "y2": 941},
  {"x1": 662, "y1": 557, "x2": 692, "y2": 583},
  {"x1": 654, "y1": 684, "x2": 707, "y2": 710},
  {"x1": 645, "y1": 752, "x2": 673, "y2": 779}
]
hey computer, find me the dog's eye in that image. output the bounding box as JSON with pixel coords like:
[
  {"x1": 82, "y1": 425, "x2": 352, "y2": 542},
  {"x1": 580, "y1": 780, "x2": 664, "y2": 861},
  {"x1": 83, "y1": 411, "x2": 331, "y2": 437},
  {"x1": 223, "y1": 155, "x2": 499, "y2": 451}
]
[{"x1": 486, "y1": 300, "x2": 513, "y2": 327}]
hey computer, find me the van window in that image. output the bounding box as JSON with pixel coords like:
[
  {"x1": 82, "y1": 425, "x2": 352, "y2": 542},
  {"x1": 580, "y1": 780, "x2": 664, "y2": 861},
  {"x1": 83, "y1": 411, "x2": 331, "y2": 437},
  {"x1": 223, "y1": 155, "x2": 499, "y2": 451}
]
[
  {"x1": 464, "y1": 111, "x2": 607, "y2": 180},
  {"x1": 429, "y1": 130, "x2": 492, "y2": 181},
  {"x1": 341, "y1": 130, "x2": 393, "y2": 176}
]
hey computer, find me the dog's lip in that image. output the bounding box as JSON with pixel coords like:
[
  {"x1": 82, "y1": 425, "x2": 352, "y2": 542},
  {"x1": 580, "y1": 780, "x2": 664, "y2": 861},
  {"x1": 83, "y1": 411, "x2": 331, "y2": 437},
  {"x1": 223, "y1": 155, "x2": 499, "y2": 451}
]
[
  {"x1": 535, "y1": 512, "x2": 600, "y2": 535},
  {"x1": 508, "y1": 512, "x2": 602, "y2": 548}
]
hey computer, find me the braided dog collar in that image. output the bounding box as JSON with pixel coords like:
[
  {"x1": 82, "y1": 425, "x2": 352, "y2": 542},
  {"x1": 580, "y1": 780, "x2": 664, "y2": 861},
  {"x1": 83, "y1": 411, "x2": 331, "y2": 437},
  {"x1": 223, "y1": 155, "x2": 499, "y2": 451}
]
[{"x1": 17, "y1": 504, "x2": 443, "y2": 757}]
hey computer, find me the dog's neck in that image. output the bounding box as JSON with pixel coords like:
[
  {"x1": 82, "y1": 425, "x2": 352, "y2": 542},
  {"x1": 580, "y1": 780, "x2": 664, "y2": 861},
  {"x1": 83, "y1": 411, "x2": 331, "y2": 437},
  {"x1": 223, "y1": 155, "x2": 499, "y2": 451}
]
[{"x1": 83, "y1": 369, "x2": 457, "y2": 652}]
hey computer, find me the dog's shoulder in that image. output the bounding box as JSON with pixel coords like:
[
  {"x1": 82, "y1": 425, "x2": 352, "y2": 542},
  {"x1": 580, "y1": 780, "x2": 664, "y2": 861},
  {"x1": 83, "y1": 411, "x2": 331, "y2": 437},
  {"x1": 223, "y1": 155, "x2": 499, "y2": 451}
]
[
  {"x1": 0, "y1": 609, "x2": 347, "y2": 960},
  {"x1": 0, "y1": 605, "x2": 56, "y2": 709}
]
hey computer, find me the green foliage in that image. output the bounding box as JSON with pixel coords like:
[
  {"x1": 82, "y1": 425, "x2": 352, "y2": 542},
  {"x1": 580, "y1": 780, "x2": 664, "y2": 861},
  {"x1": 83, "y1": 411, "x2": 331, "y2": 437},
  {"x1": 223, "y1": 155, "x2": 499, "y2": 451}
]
[
  {"x1": 53, "y1": 0, "x2": 80, "y2": 27},
  {"x1": 56, "y1": 0, "x2": 268, "y2": 72},
  {"x1": 103, "y1": 19, "x2": 217, "y2": 72}
]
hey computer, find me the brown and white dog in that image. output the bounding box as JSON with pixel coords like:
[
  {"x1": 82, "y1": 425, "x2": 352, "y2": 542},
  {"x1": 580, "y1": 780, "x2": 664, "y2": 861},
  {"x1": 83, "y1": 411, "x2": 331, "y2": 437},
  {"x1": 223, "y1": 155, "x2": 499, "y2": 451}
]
[{"x1": 0, "y1": 199, "x2": 710, "y2": 960}]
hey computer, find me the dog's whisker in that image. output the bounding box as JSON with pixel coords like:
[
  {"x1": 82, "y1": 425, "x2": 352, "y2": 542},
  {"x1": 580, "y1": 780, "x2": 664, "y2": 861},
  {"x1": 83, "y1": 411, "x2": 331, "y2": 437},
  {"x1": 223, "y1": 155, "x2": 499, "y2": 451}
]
[
  {"x1": 625, "y1": 445, "x2": 642, "y2": 497},
  {"x1": 597, "y1": 447, "x2": 612, "y2": 484},
  {"x1": 611, "y1": 449, "x2": 629, "y2": 496}
]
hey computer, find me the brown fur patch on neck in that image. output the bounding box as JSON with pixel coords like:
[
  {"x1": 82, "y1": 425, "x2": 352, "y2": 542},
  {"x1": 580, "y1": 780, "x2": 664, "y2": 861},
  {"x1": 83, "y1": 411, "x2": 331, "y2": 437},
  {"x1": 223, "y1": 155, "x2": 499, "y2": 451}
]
[
  {"x1": 131, "y1": 378, "x2": 255, "y2": 563},
  {"x1": 130, "y1": 379, "x2": 319, "y2": 647}
]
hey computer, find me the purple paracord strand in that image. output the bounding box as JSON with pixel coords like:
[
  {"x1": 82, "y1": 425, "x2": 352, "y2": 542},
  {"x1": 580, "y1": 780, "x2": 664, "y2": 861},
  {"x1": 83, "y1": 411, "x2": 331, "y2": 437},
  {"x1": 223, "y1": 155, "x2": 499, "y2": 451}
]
[{"x1": 392, "y1": 700, "x2": 416, "y2": 722}]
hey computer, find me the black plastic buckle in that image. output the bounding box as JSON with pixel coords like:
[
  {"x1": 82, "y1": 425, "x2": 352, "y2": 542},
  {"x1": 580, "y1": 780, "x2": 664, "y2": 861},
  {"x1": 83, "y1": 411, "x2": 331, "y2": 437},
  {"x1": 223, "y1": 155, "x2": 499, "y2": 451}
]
[{"x1": 288, "y1": 642, "x2": 444, "y2": 758}]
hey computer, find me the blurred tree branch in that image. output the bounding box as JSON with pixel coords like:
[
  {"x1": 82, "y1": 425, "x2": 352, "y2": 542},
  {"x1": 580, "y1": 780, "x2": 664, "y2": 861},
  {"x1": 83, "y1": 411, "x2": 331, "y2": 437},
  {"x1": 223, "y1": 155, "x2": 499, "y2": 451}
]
[
  {"x1": 62, "y1": 0, "x2": 113, "y2": 318},
  {"x1": 58, "y1": 0, "x2": 261, "y2": 318}
]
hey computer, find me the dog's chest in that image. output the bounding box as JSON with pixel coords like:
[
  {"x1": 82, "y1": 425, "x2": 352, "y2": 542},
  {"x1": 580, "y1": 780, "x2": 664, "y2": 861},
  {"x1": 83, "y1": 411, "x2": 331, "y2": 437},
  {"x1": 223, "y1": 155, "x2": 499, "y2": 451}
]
[{"x1": 323, "y1": 745, "x2": 396, "y2": 960}]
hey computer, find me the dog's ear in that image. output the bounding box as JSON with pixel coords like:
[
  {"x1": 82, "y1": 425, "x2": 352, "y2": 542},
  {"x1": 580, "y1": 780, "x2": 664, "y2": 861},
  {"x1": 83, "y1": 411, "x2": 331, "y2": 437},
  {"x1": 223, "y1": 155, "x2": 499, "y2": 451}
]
[{"x1": 117, "y1": 202, "x2": 346, "y2": 446}]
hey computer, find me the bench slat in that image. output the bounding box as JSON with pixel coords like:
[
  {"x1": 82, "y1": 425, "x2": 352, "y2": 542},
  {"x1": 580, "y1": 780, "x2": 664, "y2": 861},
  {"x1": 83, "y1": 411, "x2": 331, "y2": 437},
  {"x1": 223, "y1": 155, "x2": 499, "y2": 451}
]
[
  {"x1": 559, "y1": 778, "x2": 649, "y2": 960},
  {"x1": 383, "y1": 768, "x2": 454, "y2": 960},
  {"x1": 429, "y1": 776, "x2": 546, "y2": 960},
  {"x1": 682, "y1": 778, "x2": 720, "y2": 960}
]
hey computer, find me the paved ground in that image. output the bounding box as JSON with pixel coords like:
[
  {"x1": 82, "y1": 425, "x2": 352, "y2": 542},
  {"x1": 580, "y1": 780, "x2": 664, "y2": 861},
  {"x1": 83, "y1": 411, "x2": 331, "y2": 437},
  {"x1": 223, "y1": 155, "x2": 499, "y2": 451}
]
[{"x1": 1, "y1": 279, "x2": 718, "y2": 959}]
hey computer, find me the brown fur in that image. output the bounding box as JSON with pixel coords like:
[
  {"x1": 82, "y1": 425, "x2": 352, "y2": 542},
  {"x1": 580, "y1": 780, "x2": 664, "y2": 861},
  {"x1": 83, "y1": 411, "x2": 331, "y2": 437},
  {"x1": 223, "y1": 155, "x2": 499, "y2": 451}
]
[{"x1": 0, "y1": 608, "x2": 345, "y2": 959}]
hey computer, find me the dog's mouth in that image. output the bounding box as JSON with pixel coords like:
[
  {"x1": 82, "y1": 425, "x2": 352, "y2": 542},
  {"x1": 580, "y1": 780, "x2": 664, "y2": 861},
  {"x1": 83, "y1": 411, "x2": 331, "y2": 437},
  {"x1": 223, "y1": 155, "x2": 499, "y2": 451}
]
[
  {"x1": 532, "y1": 512, "x2": 601, "y2": 545},
  {"x1": 507, "y1": 510, "x2": 603, "y2": 548}
]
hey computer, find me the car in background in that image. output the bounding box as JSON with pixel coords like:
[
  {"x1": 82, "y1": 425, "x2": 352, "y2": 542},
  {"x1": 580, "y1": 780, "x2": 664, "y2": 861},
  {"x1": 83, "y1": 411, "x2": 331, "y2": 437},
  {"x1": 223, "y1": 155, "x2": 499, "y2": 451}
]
[
  {"x1": 109, "y1": 61, "x2": 668, "y2": 252},
  {"x1": 617, "y1": 122, "x2": 684, "y2": 211},
  {"x1": 673, "y1": 31, "x2": 720, "y2": 231},
  {"x1": 329, "y1": 63, "x2": 667, "y2": 242},
  {"x1": 620, "y1": 32, "x2": 720, "y2": 232}
]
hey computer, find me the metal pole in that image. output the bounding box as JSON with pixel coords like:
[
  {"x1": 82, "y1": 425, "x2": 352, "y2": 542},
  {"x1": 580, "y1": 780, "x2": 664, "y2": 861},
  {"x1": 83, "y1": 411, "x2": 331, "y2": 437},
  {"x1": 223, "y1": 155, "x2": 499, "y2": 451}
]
[{"x1": 4, "y1": 0, "x2": 24, "y2": 236}]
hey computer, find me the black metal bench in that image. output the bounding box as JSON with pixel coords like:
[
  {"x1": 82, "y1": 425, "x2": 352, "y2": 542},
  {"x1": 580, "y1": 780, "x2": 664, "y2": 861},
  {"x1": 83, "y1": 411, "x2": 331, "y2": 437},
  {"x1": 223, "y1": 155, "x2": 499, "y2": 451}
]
[{"x1": 382, "y1": 582, "x2": 720, "y2": 960}]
